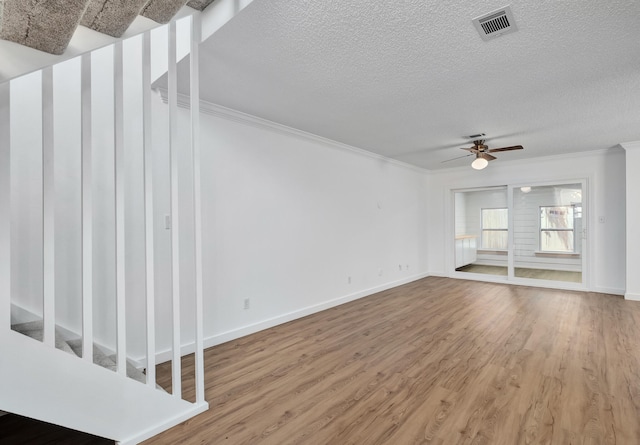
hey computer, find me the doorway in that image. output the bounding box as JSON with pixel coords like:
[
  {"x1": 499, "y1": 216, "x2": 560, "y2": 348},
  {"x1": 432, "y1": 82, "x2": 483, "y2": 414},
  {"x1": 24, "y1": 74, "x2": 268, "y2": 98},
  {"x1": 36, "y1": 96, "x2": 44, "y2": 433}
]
[{"x1": 453, "y1": 181, "x2": 586, "y2": 287}]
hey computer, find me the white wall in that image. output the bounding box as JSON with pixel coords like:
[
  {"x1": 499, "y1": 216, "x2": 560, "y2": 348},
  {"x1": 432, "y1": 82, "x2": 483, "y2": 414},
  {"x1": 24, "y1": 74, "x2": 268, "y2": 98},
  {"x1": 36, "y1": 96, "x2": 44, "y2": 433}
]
[
  {"x1": 428, "y1": 149, "x2": 626, "y2": 294},
  {"x1": 149, "y1": 98, "x2": 431, "y2": 357},
  {"x1": 453, "y1": 191, "x2": 466, "y2": 236}
]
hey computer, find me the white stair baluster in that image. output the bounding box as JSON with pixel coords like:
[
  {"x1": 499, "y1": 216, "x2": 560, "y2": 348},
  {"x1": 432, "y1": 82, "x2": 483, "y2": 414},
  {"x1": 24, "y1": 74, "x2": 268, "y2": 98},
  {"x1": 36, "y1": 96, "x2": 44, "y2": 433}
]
[
  {"x1": 142, "y1": 30, "x2": 157, "y2": 388},
  {"x1": 81, "y1": 53, "x2": 94, "y2": 362},
  {"x1": 42, "y1": 66, "x2": 55, "y2": 348},
  {"x1": 0, "y1": 81, "x2": 10, "y2": 330},
  {"x1": 114, "y1": 41, "x2": 127, "y2": 376},
  {"x1": 190, "y1": 13, "x2": 206, "y2": 406},
  {"x1": 168, "y1": 20, "x2": 182, "y2": 399}
]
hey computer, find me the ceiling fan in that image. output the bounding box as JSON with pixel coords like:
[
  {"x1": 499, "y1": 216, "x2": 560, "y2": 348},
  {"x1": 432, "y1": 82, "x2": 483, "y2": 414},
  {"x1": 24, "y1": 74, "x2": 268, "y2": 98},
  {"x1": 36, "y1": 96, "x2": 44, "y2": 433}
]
[{"x1": 443, "y1": 139, "x2": 524, "y2": 170}]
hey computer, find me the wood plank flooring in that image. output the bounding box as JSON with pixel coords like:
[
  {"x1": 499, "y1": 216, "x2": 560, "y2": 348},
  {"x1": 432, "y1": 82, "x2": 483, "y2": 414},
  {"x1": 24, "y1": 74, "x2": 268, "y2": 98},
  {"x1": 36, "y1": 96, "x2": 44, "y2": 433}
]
[
  {"x1": 2, "y1": 277, "x2": 639, "y2": 444},
  {"x1": 145, "y1": 277, "x2": 640, "y2": 444}
]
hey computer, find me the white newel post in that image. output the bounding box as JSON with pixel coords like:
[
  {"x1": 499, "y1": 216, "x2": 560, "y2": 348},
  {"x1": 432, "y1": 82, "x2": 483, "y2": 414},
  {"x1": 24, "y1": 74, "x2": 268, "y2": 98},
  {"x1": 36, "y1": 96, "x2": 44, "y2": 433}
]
[{"x1": 622, "y1": 141, "x2": 640, "y2": 301}]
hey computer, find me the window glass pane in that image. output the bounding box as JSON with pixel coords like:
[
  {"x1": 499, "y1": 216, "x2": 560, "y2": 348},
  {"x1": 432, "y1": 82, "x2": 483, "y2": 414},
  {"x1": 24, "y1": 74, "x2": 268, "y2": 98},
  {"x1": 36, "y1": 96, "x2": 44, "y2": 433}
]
[
  {"x1": 540, "y1": 206, "x2": 574, "y2": 230},
  {"x1": 482, "y1": 208, "x2": 508, "y2": 229},
  {"x1": 541, "y1": 230, "x2": 574, "y2": 252},
  {"x1": 482, "y1": 231, "x2": 508, "y2": 249}
]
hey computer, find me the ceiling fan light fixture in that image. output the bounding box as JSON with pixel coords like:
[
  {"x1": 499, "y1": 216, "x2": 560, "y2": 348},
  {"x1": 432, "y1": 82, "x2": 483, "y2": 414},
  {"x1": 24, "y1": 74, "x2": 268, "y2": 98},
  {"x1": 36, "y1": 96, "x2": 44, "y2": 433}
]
[{"x1": 471, "y1": 157, "x2": 488, "y2": 170}]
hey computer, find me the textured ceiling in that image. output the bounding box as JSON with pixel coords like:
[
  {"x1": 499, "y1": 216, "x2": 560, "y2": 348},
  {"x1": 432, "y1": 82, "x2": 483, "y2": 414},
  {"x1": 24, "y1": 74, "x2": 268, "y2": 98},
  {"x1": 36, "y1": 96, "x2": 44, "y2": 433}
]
[{"x1": 187, "y1": 0, "x2": 640, "y2": 170}]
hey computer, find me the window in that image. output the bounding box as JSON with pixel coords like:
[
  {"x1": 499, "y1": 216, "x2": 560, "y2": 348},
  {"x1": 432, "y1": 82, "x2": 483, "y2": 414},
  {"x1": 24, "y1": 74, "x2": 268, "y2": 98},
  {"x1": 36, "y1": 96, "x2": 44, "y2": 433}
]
[
  {"x1": 540, "y1": 206, "x2": 574, "y2": 252},
  {"x1": 481, "y1": 208, "x2": 508, "y2": 249}
]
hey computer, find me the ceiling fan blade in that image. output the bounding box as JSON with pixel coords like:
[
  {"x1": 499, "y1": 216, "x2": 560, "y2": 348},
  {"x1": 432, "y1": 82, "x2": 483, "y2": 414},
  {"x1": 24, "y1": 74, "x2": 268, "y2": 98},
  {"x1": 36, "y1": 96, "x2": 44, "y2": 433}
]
[
  {"x1": 487, "y1": 145, "x2": 524, "y2": 153},
  {"x1": 441, "y1": 153, "x2": 473, "y2": 163},
  {"x1": 479, "y1": 153, "x2": 497, "y2": 161}
]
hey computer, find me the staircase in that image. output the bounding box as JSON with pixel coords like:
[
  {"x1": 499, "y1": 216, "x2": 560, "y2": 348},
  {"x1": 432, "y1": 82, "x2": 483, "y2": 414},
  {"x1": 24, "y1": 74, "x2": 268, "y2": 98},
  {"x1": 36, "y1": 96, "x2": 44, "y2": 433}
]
[
  {"x1": 0, "y1": 0, "x2": 215, "y2": 55},
  {"x1": 0, "y1": 0, "x2": 257, "y2": 443}
]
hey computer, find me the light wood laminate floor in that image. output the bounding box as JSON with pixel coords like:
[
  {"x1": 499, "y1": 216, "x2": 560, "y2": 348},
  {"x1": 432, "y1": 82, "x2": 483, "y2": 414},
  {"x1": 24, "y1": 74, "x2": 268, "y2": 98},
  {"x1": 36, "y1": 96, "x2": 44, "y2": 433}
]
[{"x1": 145, "y1": 277, "x2": 640, "y2": 444}]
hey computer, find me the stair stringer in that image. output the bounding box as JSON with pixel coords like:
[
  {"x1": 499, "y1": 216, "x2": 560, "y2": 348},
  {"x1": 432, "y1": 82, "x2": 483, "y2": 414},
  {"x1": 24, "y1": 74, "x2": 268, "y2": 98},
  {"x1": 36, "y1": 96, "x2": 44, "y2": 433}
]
[{"x1": 0, "y1": 330, "x2": 208, "y2": 444}]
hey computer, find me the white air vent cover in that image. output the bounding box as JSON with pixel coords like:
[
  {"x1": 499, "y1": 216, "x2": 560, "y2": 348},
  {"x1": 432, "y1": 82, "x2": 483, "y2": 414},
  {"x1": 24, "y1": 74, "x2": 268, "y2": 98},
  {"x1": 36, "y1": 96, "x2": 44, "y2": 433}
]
[{"x1": 472, "y1": 6, "x2": 518, "y2": 41}]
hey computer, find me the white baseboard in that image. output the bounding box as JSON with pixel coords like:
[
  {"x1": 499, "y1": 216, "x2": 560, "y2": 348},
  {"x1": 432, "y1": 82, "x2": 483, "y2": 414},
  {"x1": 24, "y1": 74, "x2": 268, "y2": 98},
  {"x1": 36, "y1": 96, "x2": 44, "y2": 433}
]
[
  {"x1": 437, "y1": 271, "x2": 626, "y2": 296},
  {"x1": 10, "y1": 303, "x2": 41, "y2": 325},
  {"x1": 153, "y1": 272, "x2": 430, "y2": 365},
  {"x1": 624, "y1": 292, "x2": 640, "y2": 301},
  {"x1": 426, "y1": 271, "x2": 448, "y2": 278},
  {"x1": 593, "y1": 287, "x2": 625, "y2": 296}
]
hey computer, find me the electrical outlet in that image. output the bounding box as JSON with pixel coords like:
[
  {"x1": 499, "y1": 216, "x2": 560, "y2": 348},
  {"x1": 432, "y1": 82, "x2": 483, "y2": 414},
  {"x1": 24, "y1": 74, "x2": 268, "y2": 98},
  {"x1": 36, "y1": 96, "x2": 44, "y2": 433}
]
[
  {"x1": 243, "y1": 298, "x2": 250, "y2": 310},
  {"x1": 348, "y1": 276, "x2": 352, "y2": 284},
  {"x1": 399, "y1": 264, "x2": 402, "y2": 271},
  {"x1": 378, "y1": 269, "x2": 383, "y2": 276}
]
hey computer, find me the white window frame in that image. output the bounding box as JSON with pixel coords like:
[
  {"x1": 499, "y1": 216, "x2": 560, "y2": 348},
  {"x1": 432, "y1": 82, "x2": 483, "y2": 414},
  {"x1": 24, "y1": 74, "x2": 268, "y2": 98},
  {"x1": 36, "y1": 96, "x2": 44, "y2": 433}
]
[
  {"x1": 539, "y1": 204, "x2": 576, "y2": 253},
  {"x1": 481, "y1": 207, "x2": 508, "y2": 250}
]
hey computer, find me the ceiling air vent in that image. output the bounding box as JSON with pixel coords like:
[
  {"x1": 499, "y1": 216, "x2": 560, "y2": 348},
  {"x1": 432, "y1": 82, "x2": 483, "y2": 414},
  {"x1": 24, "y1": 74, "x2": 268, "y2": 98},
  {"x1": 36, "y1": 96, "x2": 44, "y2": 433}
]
[{"x1": 472, "y1": 6, "x2": 518, "y2": 41}]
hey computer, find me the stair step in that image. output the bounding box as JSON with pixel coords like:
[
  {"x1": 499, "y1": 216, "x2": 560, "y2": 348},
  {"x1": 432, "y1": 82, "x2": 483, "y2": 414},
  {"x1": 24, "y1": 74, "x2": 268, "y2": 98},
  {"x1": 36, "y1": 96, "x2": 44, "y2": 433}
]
[
  {"x1": 81, "y1": 0, "x2": 150, "y2": 38},
  {"x1": 0, "y1": 0, "x2": 91, "y2": 55},
  {"x1": 11, "y1": 320, "x2": 76, "y2": 356},
  {"x1": 64, "y1": 339, "x2": 148, "y2": 385},
  {"x1": 65, "y1": 338, "x2": 117, "y2": 368},
  {"x1": 12, "y1": 321, "x2": 152, "y2": 387},
  {"x1": 141, "y1": 0, "x2": 190, "y2": 24}
]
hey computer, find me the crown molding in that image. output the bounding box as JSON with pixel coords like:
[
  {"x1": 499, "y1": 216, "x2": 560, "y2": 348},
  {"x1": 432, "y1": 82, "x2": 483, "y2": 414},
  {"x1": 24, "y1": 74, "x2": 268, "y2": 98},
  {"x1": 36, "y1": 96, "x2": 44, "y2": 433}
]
[
  {"x1": 154, "y1": 87, "x2": 429, "y2": 174},
  {"x1": 154, "y1": 87, "x2": 626, "y2": 174}
]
